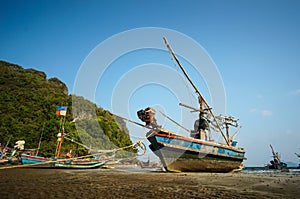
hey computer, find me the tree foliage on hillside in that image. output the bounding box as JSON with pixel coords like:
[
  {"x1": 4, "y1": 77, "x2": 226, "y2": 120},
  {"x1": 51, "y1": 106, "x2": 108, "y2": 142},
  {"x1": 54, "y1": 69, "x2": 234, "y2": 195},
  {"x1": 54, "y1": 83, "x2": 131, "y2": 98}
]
[{"x1": 0, "y1": 61, "x2": 135, "y2": 158}]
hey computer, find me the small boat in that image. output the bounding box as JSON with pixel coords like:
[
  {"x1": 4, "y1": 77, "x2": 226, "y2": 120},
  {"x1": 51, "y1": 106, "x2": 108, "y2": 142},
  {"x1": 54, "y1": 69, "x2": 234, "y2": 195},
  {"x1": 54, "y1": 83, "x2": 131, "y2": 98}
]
[
  {"x1": 140, "y1": 156, "x2": 162, "y2": 169},
  {"x1": 0, "y1": 149, "x2": 21, "y2": 165},
  {"x1": 21, "y1": 154, "x2": 107, "y2": 169},
  {"x1": 140, "y1": 161, "x2": 162, "y2": 169},
  {"x1": 0, "y1": 148, "x2": 11, "y2": 165},
  {"x1": 53, "y1": 160, "x2": 107, "y2": 169},
  {"x1": 266, "y1": 144, "x2": 287, "y2": 170},
  {"x1": 0, "y1": 136, "x2": 19, "y2": 165}
]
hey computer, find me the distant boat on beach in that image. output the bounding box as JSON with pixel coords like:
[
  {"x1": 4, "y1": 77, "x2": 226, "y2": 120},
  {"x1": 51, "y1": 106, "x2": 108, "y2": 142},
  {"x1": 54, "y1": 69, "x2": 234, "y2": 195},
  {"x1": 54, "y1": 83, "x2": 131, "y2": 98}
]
[
  {"x1": 0, "y1": 147, "x2": 13, "y2": 165},
  {"x1": 139, "y1": 156, "x2": 162, "y2": 170},
  {"x1": 266, "y1": 144, "x2": 287, "y2": 170},
  {"x1": 20, "y1": 153, "x2": 107, "y2": 169},
  {"x1": 117, "y1": 38, "x2": 246, "y2": 172},
  {"x1": 20, "y1": 106, "x2": 108, "y2": 169},
  {"x1": 0, "y1": 136, "x2": 14, "y2": 165},
  {"x1": 0, "y1": 137, "x2": 26, "y2": 165}
]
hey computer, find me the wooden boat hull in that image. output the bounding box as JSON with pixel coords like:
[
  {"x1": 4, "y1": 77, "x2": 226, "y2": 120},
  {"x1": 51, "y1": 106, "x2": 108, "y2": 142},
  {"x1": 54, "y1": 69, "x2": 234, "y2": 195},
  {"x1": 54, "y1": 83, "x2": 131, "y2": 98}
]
[{"x1": 147, "y1": 129, "x2": 246, "y2": 172}]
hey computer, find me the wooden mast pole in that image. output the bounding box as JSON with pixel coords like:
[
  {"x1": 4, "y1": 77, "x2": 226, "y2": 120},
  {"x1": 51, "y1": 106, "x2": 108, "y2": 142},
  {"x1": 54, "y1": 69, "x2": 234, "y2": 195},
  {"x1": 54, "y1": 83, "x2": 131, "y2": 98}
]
[
  {"x1": 55, "y1": 116, "x2": 65, "y2": 158},
  {"x1": 163, "y1": 37, "x2": 229, "y2": 145}
]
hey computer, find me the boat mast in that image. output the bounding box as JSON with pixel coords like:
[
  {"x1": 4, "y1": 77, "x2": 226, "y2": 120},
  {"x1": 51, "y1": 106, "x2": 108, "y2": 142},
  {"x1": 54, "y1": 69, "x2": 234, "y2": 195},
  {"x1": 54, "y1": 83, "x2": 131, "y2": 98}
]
[
  {"x1": 55, "y1": 116, "x2": 66, "y2": 158},
  {"x1": 163, "y1": 37, "x2": 229, "y2": 145},
  {"x1": 270, "y1": 144, "x2": 280, "y2": 162},
  {"x1": 36, "y1": 122, "x2": 45, "y2": 156}
]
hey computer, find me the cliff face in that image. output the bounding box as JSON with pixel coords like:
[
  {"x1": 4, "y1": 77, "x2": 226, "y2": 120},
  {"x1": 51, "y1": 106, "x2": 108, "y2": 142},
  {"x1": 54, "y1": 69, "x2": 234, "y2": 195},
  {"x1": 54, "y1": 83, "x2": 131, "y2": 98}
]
[
  {"x1": 0, "y1": 61, "x2": 134, "y2": 157},
  {"x1": 48, "y1": 77, "x2": 68, "y2": 95}
]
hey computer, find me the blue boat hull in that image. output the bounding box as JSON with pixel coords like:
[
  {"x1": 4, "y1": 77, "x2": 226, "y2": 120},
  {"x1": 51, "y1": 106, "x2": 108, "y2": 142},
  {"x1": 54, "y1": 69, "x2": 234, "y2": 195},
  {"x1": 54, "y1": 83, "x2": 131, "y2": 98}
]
[
  {"x1": 147, "y1": 129, "x2": 246, "y2": 172},
  {"x1": 21, "y1": 154, "x2": 53, "y2": 166},
  {"x1": 21, "y1": 154, "x2": 107, "y2": 169}
]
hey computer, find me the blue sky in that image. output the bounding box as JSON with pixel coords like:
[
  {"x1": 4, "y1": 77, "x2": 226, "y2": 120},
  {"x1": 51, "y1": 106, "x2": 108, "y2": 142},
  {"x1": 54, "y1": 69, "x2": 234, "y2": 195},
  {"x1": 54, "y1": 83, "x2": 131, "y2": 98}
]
[{"x1": 1, "y1": 0, "x2": 300, "y2": 166}]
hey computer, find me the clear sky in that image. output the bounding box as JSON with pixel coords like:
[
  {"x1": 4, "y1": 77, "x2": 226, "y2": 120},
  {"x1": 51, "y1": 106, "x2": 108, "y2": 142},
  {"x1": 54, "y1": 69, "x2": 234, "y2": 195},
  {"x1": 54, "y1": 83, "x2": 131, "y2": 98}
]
[{"x1": 1, "y1": 0, "x2": 300, "y2": 166}]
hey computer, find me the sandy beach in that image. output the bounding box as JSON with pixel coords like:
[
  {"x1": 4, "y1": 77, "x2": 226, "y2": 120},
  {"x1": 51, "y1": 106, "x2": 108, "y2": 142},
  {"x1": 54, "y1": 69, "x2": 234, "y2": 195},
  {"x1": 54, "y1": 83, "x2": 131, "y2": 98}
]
[{"x1": 0, "y1": 167, "x2": 299, "y2": 199}]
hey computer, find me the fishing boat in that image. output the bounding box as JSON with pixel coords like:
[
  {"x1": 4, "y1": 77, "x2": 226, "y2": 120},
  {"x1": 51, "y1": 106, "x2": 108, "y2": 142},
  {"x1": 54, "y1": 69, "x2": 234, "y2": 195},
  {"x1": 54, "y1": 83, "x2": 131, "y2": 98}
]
[
  {"x1": 139, "y1": 156, "x2": 162, "y2": 169},
  {"x1": 0, "y1": 136, "x2": 17, "y2": 165},
  {"x1": 0, "y1": 147, "x2": 11, "y2": 165},
  {"x1": 20, "y1": 106, "x2": 108, "y2": 169},
  {"x1": 117, "y1": 38, "x2": 246, "y2": 172},
  {"x1": 266, "y1": 144, "x2": 287, "y2": 170},
  {"x1": 20, "y1": 153, "x2": 107, "y2": 169}
]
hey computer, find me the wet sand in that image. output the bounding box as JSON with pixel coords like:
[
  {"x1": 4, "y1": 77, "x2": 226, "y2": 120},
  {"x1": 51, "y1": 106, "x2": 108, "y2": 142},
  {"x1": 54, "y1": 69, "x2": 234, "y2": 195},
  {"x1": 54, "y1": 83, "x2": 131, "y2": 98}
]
[{"x1": 0, "y1": 167, "x2": 299, "y2": 199}]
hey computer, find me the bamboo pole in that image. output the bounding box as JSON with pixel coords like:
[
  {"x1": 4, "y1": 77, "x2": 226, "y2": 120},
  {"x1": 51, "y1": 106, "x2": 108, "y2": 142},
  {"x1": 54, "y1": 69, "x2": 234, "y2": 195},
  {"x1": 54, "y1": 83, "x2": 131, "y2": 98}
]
[
  {"x1": 113, "y1": 114, "x2": 153, "y2": 130},
  {"x1": 55, "y1": 116, "x2": 66, "y2": 158},
  {"x1": 4, "y1": 135, "x2": 12, "y2": 149},
  {"x1": 231, "y1": 126, "x2": 242, "y2": 141},
  {"x1": 36, "y1": 122, "x2": 45, "y2": 156}
]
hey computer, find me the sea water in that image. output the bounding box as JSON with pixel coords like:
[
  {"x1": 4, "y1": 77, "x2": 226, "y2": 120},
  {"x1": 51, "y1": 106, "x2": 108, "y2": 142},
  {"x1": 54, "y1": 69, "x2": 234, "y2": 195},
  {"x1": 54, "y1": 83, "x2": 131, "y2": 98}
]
[
  {"x1": 107, "y1": 164, "x2": 300, "y2": 174},
  {"x1": 243, "y1": 167, "x2": 300, "y2": 175}
]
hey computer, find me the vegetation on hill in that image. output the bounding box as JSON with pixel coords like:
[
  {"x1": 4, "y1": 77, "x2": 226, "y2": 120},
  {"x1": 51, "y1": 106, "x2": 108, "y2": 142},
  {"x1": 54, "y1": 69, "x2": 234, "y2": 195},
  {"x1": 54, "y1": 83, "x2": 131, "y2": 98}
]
[{"x1": 0, "y1": 61, "x2": 135, "y2": 158}]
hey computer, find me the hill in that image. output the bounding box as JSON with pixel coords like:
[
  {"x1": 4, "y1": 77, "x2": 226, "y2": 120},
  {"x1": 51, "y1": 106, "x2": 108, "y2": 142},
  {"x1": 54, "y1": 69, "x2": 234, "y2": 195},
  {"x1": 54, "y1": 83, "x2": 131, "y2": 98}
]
[{"x1": 0, "y1": 61, "x2": 135, "y2": 158}]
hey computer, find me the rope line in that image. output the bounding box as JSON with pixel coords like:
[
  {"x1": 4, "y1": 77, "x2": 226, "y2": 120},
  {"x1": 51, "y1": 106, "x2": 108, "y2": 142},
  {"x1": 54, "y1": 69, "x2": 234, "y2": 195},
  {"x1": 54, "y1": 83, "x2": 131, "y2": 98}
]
[
  {"x1": 0, "y1": 114, "x2": 165, "y2": 170},
  {"x1": 0, "y1": 130, "x2": 152, "y2": 170}
]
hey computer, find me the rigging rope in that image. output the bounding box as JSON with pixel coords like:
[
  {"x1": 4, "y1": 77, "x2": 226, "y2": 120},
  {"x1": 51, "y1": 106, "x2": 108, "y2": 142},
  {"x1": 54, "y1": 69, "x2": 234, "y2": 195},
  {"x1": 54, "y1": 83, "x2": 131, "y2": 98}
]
[
  {"x1": 168, "y1": 50, "x2": 196, "y2": 105},
  {"x1": 0, "y1": 118, "x2": 152, "y2": 170}
]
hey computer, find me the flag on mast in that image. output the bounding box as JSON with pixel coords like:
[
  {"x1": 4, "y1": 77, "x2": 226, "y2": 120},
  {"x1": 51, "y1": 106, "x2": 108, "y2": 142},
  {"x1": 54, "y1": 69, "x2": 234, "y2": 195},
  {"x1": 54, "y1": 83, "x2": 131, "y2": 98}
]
[{"x1": 56, "y1": 106, "x2": 67, "y2": 116}]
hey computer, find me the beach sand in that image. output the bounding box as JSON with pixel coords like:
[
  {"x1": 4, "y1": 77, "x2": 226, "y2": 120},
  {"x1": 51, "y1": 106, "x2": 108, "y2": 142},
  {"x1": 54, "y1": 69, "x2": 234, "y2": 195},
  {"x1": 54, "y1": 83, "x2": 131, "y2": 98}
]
[{"x1": 0, "y1": 167, "x2": 299, "y2": 199}]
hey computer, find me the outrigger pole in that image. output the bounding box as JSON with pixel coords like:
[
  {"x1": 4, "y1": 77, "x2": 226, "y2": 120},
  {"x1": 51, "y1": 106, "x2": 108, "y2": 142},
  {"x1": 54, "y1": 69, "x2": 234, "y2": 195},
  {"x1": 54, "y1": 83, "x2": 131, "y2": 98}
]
[
  {"x1": 163, "y1": 37, "x2": 230, "y2": 145},
  {"x1": 179, "y1": 103, "x2": 211, "y2": 113},
  {"x1": 113, "y1": 114, "x2": 153, "y2": 130}
]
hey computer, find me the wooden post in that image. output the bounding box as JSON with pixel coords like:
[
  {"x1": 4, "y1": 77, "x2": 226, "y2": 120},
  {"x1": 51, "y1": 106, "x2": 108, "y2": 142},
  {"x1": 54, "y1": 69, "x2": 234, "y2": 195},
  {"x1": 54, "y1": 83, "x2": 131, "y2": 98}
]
[
  {"x1": 55, "y1": 125, "x2": 64, "y2": 158},
  {"x1": 225, "y1": 122, "x2": 230, "y2": 145}
]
